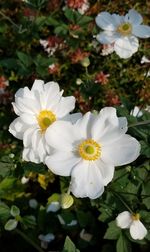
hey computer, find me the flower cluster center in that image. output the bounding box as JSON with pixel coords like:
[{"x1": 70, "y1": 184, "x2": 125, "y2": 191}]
[
  {"x1": 117, "y1": 22, "x2": 132, "y2": 36},
  {"x1": 132, "y1": 213, "x2": 140, "y2": 221},
  {"x1": 78, "y1": 139, "x2": 101, "y2": 161},
  {"x1": 37, "y1": 110, "x2": 56, "y2": 132}
]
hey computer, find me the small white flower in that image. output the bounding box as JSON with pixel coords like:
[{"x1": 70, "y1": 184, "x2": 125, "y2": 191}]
[
  {"x1": 141, "y1": 55, "x2": 150, "y2": 64},
  {"x1": 116, "y1": 211, "x2": 147, "y2": 240},
  {"x1": 80, "y1": 229, "x2": 93, "y2": 242},
  {"x1": 101, "y1": 43, "x2": 114, "y2": 56},
  {"x1": 130, "y1": 106, "x2": 143, "y2": 117},
  {"x1": 38, "y1": 233, "x2": 55, "y2": 249},
  {"x1": 9, "y1": 79, "x2": 75, "y2": 163},
  {"x1": 78, "y1": 1, "x2": 89, "y2": 15},
  {"x1": 95, "y1": 9, "x2": 150, "y2": 58},
  {"x1": 57, "y1": 214, "x2": 77, "y2": 226},
  {"x1": 46, "y1": 201, "x2": 60, "y2": 212},
  {"x1": 29, "y1": 199, "x2": 38, "y2": 209},
  {"x1": 21, "y1": 176, "x2": 29, "y2": 184},
  {"x1": 45, "y1": 107, "x2": 140, "y2": 199}
]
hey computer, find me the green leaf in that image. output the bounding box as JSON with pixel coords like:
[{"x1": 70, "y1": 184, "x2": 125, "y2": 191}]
[
  {"x1": 21, "y1": 215, "x2": 36, "y2": 230},
  {"x1": 142, "y1": 181, "x2": 150, "y2": 209},
  {"x1": 62, "y1": 236, "x2": 80, "y2": 252},
  {"x1": 116, "y1": 233, "x2": 132, "y2": 252},
  {"x1": 16, "y1": 51, "x2": 32, "y2": 67},
  {"x1": 104, "y1": 221, "x2": 121, "y2": 240},
  {"x1": 10, "y1": 205, "x2": 20, "y2": 217},
  {"x1": 54, "y1": 25, "x2": 68, "y2": 35},
  {"x1": 23, "y1": 162, "x2": 46, "y2": 174},
  {"x1": 0, "y1": 177, "x2": 16, "y2": 197},
  {"x1": 0, "y1": 202, "x2": 11, "y2": 223},
  {"x1": 4, "y1": 219, "x2": 18, "y2": 231},
  {"x1": 46, "y1": 16, "x2": 60, "y2": 26}
]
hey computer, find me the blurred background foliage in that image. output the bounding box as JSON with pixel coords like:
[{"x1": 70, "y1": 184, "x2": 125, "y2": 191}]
[{"x1": 0, "y1": 0, "x2": 150, "y2": 251}]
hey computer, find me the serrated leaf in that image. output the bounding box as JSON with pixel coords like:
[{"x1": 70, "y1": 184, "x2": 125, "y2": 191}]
[
  {"x1": 116, "y1": 233, "x2": 132, "y2": 252},
  {"x1": 4, "y1": 219, "x2": 18, "y2": 231},
  {"x1": 104, "y1": 221, "x2": 121, "y2": 240},
  {"x1": 62, "y1": 236, "x2": 80, "y2": 252}
]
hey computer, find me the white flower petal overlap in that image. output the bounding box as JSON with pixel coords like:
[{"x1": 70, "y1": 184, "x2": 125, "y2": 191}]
[
  {"x1": 9, "y1": 79, "x2": 76, "y2": 163},
  {"x1": 96, "y1": 9, "x2": 150, "y2": 58},
  {"x1": 45, "y1": 107, "x2": 141, "y2": 199}
]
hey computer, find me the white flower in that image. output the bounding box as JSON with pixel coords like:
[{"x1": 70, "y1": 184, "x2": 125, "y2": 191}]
[
  {"x1": 46, "y1": 201, "x2": 60, "y2": 212},
  {"x1": 9, "y1": 79, "x2": 75, "y2": 163},
  {"x1": 101, "y1": 43, "x2": 114, "y2": 56},
  {"x1": 141, "y1": 55, "x2": 150, "y2": 64},
  {"x1": 130, "y1": 106, "x2": 143, "y2": 117},
  {"x1": 29, "y1": 199, "x2": 38, "y2": 209},
  {"x1": 95, "y1": 9, "x2": 150, "y2": 58},
  {"x1": 116, "y1": 211, "x2": 147, "y2": 240},
  {"x1": 38, "y1": 233, "x2": 55, "y2": 249},
  {"x1": 45, "y1": 107, "x2": 140, "y2": 199}
]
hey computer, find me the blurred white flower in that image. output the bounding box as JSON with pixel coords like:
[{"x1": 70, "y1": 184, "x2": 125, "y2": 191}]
[
  {"x1": 38, "y1": 233, "x2": 55, "y2": 249},
  {"x1": 21, "y1": 176, "x2": 29, "y2": 184},
  {"x1": 130, "y1": 106, "x2": 143, "y2": 117},
  {"x1": 101, "y1": 43, "x2": 114, "y2": 56},
  {"x1": 57, "y1": 214, "x2": 77, "y2": 226},
  {"x1": 96, "y1": 9, "x2": 150, "y2": 58},
  {"x1": 45, "y1": 107, "x2": 140, "y2": 199},
  {"x1": 141, "y1": 56, "x2": 150, "y2": 64},
  {"x1": 46, "y1": 201, "x2": 60, "y2": 212},
  {"x1": 116, "y1": 211, "x2": 147, "y2": 240},
  {"x1": 29, "y1": 199, "x2": 38, "y2": 209},
  {"x1": 80, "y1": 229, "x2": 93, "y2": 242},
  {"x1": 9, "y1": 79, "x2": 75, "y2": 163}
]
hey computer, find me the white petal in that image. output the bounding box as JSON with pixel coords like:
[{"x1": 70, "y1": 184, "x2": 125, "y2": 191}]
[
  {"x1": 116, "y1": 211, "x2": 132, "y2": 229},
  {"x1": 31, "y1": 79, "x2": 44, "y2": 92},
  {"x1": 15, "y1": 97, "x2": 41, "y2": 114},
  {"x1": 23, "y1": 126, "x2": 37, "y2": 147},
  {"x1": 130, "y1": 220, "x2": 147, "y2": 240},
  {"x1": 15, "y1": 87, "x2": 33, "y2": 99},
  {"x1": 95, "y1": 12, "x2": 117, "y2": 31},
  {"x1": 132, "y1": 25, "x2": 150, "y2": 38},
  {"x1": 53, "y1": 96, "x2": 75, "y2": 118},
  {"x1": 45, "y1": 151, "x2": 80, "y2": 176},
  {"x1": 125, "y1": 9, "x2": 143, "y2": 25},
  {"x1": 22, "y1": 148, "x2": 40, "y2": 163},
  {"x1": 101, "y1": 134, "x2": 141, "y2": 166},
  {"x1": 112, "y1": 14, "x2": 124, "y2": 26},
  {"x1": 75, "y1": 112, "x2": 96, "y2": 139},
  {"x1": 96, "y1": 31, "x2": 120, "y2": 44},
  {"x1": 62, "y1": 113, "x2": 82, "y2": 124},
  {"x1": 36, "y1": 136, "x2": 47, "y2": 163},
  {"x1": 31, "y1": 129, "x2": 41, "y2": 150},
  {"x1": 95, "y1": 159, "x2": 115, "y2": 185},
  {"x1": 20, "y1": 113, "x2": 37, "y2": 125},
  {"x1": 70, "y1": 160, "x2": 104, "y2": 199},
  {"x1": 9, "y1": 118, "x2": 28, "y2": 140},
  {"x1": 114, "y1": 36, "x2": 139, "y2": 58},
  {"x1": 45, "y1": 121, "x2": 79, "y2": 151},
  {"x1": 91, "y1": 107, "x2": 127, "y2": 144}
]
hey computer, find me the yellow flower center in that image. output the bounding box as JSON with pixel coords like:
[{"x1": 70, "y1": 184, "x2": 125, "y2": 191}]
[
  {"x1": 37, "y1": 110, "x2": 56, "y2": 132},
  {"x1": 78, "y1": 139, "x2": 101, "y2": 161},
  {"x1": 117, "y1": 22, "x2": 132, "y2": 36},
  {"x1": 132, "y1": 213, "x2": 140, "y2": 221}
]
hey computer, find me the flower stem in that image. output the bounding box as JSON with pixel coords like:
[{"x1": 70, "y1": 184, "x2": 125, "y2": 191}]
[
  {"x1": 15, "y1": 228, "x2": 44, "y2": 252},
  {"x1": 128, "y1": 120, "x2": 150, "y2": 128},
  {"x1": 112, "y1": 191, "x2": 133, "y2": 213}
]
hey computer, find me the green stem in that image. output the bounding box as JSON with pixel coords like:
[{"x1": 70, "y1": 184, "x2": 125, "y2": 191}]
[
  {"x1": 128, "y1": 120, "x2": 150, "y2": 128},
  {"x1": 0, "y1": 10, "x2": 19, "y2": 29},
  {"x1": 15, "y1": 228, "x2": 44, "y2": 252},
  {"x1": 112, "y1": 191, "x2": 133, "y2": 213}
]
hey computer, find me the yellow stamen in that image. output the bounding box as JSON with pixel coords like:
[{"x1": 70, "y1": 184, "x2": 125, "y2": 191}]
[
  {"x1": 117, "y1": 22, "x2": 132, "y2": 36},
  {"x1": 78, "y1": 139, "x2": 101, "y2": 161},
  {"x1": 132, "y1": 213, "x2": 140, "y2": 221},
  {"x1": 37, "y1": 110, "x2": 56, "y2": 132}
]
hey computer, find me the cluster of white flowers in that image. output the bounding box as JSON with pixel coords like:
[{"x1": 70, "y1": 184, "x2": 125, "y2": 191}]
[
  {"x1": 95, "y1": 9, "x2": 150, "y2": 58},
  {"x1": 9, "y1": 79, "x2": 141, "y2": 200}
]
